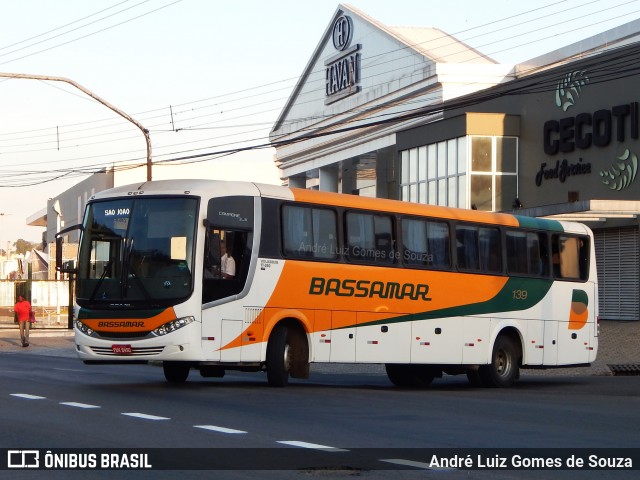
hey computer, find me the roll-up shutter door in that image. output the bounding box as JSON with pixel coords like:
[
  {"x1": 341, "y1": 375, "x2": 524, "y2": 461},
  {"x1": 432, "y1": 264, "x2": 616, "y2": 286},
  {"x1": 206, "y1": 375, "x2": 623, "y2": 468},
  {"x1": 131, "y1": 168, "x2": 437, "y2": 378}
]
[{"x1": 594, "y1": 227, "x2": 639, "y2": 321}]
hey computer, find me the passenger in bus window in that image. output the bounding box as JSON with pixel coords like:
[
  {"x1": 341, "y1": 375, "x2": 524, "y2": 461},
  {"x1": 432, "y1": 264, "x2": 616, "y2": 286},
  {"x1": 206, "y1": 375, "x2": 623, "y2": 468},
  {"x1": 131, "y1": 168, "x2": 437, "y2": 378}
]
[{"x1": 220, "y1": 242, "x2": 236, "y2": 279}]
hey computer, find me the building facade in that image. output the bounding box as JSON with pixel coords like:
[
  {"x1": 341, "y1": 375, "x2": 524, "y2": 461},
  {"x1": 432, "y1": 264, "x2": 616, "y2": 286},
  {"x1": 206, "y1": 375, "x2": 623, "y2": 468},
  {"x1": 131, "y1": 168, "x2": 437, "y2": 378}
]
[{"x1": 271, "y1": 5, "x2": 640, "y2": 320}]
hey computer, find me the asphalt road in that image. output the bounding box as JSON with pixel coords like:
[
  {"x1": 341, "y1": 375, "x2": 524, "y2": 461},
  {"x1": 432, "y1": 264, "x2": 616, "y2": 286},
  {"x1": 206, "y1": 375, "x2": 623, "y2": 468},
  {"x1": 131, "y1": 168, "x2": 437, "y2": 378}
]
[{"x1": 0, "y1": 349, "x2": 638, "y2": 480}]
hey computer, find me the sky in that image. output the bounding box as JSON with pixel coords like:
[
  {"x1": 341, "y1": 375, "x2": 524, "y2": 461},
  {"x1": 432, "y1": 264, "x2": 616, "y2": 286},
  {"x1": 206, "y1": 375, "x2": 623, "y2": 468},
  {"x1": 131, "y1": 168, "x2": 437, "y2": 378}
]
[{"x1": 0, "y1": 0, "x2": 639, "y2": 246}]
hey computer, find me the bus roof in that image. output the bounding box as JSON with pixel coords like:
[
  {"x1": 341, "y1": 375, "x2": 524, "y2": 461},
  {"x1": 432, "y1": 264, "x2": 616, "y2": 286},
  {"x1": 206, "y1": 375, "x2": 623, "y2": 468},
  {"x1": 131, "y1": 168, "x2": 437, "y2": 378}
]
[{"x1": 89, "y1": 179, "x2": 585, "y2": 233}]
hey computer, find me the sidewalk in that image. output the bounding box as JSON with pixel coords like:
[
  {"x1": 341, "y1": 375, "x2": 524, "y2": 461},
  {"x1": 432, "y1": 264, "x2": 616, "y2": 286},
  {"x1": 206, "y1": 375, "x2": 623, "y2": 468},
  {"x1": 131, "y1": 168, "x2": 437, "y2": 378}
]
[
  {"x1": 0, "y1": 327, "x2": 75, "y2": 357},
  {"x1": 0, "y1": 321, "x2": 638, "y2": 376}
]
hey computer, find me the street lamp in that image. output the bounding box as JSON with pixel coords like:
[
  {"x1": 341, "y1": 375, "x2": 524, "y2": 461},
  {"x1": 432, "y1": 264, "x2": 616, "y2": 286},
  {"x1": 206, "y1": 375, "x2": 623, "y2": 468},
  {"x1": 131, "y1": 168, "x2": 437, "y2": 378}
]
[{"x1": 0, "y1": 72, "x2": 152, "y2": 181}]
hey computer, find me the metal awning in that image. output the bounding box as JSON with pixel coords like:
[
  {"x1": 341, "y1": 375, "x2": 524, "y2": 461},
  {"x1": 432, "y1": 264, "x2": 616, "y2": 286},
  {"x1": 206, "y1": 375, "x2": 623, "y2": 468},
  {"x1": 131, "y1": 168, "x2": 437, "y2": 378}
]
[{"x1": 512, "y1": 200, "x2": 640, "y2": 227}]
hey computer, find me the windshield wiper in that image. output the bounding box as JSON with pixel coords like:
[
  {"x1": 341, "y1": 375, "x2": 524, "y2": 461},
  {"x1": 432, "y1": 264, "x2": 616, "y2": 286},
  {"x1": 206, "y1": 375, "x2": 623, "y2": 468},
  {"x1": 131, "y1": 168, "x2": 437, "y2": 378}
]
[
  {"x1": 88, "y1": 259, "x2": 113, "y2": 303},
  {"x1": 121, "y1": 238, "x2": 154, "y2": 303}
]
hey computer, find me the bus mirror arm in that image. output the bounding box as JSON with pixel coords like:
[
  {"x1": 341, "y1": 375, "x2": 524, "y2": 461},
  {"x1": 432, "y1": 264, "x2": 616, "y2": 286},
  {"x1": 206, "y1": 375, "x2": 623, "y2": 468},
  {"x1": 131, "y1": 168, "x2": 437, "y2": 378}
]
[{"x1": 55, "y1": 223, "x2": 84, "y2": 274}]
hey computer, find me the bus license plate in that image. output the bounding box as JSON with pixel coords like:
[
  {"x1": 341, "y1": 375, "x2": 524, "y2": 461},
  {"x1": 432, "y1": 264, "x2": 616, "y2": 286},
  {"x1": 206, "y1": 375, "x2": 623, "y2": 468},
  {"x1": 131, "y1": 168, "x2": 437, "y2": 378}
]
[{"x1": 112, "y1": 344, "x2": 132, "y2": 355}]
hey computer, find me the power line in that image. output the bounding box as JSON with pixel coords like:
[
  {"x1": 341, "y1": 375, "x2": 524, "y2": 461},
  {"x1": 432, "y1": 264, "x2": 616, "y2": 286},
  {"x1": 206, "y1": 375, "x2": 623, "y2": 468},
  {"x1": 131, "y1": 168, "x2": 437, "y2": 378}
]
[
  {"x1": 3, "y1": 39, "x2": 639, "y2": 188},
  {"x1": 0, "y1": 0, "x2": 183, "y2": 67},
  {"x1": 0, "y1": 0, "x2": 147, "y2": 57},
  {"x1": 0, "y1": 1, "x2": 637, "y2": 185},
  {"x1": 0, "y1": 0, "x2": 633, "y2": 151},
  {"x1": 1, "y1": 0, "x2": 630, "y2": 142}
]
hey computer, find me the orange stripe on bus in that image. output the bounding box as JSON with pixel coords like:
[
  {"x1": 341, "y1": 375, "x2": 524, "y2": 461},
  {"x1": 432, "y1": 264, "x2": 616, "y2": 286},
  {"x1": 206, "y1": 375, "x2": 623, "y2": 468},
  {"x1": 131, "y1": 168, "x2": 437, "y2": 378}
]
[
  {"x1": 82, "y1": 307, "x2": 177, "y2": 332},
  {"x1": 290, "y1": 188, "x2": 520, "y2": 226}
]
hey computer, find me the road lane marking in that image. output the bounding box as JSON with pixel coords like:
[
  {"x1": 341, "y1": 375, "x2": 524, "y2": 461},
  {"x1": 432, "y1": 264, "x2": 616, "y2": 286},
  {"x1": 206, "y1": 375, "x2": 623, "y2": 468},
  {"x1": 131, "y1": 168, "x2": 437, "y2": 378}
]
[
  {"x1": 121, "y1": 412, "x2": 170, "y2": 421},
  {"x1": 60, "y1": 402, "x2": 100, "y2": 409},
  {"x1": 10, "y1": 393, "x2": 46, "y2": 400},
  {"x1": 276, "y1": 441, "x2": 348, "y2": 452},
  {"x1": 194, "y1": 425, "x2": 247, "y2": 434},
  {"x1": 380, "y1": 458, "x2": 454, "y2": 470}
]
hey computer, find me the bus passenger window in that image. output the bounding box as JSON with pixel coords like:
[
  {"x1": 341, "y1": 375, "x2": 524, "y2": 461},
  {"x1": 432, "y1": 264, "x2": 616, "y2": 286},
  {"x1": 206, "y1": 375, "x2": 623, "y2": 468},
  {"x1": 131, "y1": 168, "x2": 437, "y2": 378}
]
[
  {"x1": 282, "y1": 205, "x2": 337, "y2": 260},
  {"x1": 455, "y1": 225, "x2": 479, "y2": 270},
  {"x1": 529, "y1": 233, "x2": 549, "y2": 277},
  {"x1": 507, "y1": 231, "x2": 549, "y2": 277},
  {"x1": 346, "y1": 212, "x2": 395, "y2": 265},
  {"x1": 506, "y1": 231, "x2": 528, "y2": 275},
  {"x1": 401, "y1": 218, "x2": 450, "y2": 268},
  {"x1": 552, "y1": 235, "x2": 588, "y2": 281},
  {"x1": 479, "y1": 227, "x2": 502, "y2": 273}
]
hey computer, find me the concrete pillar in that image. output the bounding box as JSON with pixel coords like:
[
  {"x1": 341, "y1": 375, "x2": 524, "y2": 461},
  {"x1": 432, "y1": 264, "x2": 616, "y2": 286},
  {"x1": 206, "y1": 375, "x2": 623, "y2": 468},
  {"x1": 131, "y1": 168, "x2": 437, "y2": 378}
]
[
  {"x1": 287, "y1": 175, "x2": 306, "y2": 188},
  {"x1": 319, "y1": 165, "x2": 339, "y2": 193}
]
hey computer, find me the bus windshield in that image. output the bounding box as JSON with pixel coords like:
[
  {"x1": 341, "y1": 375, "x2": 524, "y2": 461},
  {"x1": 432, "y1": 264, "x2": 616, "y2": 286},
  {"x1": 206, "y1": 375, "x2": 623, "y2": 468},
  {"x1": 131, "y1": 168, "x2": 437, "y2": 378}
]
[{"x1": 76, "y1": 196, "x2": 198, "y2": 308}]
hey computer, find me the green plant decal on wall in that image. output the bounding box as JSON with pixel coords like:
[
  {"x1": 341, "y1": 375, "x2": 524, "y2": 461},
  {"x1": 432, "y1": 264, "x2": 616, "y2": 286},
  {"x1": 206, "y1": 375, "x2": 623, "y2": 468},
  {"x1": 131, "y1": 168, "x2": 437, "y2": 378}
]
[
  {"x1": 555, "y1": 71, "x2": 589, "y2": 111},
  {"x1": 599, "y1": 149, "x2": 638, "y2": 191}
]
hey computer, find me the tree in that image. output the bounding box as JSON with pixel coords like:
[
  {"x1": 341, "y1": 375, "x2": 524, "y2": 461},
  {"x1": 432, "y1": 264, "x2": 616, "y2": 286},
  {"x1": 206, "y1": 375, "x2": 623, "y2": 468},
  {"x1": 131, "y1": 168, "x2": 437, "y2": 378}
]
[{"x1": 14, "y1": 239, "x2": 41, "y2": 255}]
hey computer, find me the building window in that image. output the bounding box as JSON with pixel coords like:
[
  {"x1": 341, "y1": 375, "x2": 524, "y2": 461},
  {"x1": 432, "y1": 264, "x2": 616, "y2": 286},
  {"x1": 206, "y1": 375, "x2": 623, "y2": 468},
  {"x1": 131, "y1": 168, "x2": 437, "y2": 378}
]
[
  {"x1": 400, "y1": 137, "x2": 467, "y2": 208},
  {"x1": 470, "y1": 136, "x2": 518, "y2": 211},
  {"x1": 401, "y1": 135, "x2": 516, "y2": 211}
]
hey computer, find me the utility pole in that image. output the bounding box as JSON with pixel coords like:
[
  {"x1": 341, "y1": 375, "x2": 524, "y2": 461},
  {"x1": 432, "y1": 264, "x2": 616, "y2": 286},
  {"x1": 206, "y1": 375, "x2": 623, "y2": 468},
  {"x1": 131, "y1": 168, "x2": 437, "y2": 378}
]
[
  {"x1": 0, "y1": 72, "x2": 152, "y2": 181},
  {"x1": 0, "y1": 212, "x2": 11, "y2": 260}
]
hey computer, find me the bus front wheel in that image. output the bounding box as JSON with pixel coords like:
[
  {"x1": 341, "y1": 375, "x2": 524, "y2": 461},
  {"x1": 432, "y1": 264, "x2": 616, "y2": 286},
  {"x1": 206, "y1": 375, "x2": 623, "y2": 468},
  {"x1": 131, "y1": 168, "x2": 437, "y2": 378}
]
[
  {"x1": 478, "y1": 335, "x2": 520, "y2": 388},
  {"x1": 163, "y1": 362, "x2": 190, "y2": 383}
]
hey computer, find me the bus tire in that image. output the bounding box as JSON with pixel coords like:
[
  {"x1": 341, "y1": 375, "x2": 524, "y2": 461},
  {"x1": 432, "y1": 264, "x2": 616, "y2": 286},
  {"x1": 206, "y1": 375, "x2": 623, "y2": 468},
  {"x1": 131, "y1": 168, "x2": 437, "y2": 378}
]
[
  {"x1": 163, "y1": 362, "x2": 190, "y2": 383},
  {"x1": 266, "y1": 324, "x2": 291, "y2": 387},
  {"x1": 479, "y1": 335, "x2": 519, "y2": 388},
  {"x1": 385, "y1": 364, "x2": 435, "y2": 388},
  {"x1": 466, "y1": 369, "x2": 483, "y2": 387}
]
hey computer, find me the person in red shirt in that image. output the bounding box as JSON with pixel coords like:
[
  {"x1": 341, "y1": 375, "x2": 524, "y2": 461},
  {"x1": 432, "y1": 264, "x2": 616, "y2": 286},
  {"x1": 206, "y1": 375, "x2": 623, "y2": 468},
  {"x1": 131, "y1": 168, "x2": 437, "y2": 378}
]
[{"x1": 14, "y1": 295, "x2": 31, "y2": 347}]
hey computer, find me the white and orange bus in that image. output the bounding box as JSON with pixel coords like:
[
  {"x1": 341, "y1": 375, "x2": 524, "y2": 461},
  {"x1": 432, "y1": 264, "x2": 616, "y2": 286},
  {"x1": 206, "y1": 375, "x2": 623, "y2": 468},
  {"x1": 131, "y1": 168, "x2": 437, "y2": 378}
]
[{"x1": 57, "y1": 179, "x2": 598, "y2": 388}]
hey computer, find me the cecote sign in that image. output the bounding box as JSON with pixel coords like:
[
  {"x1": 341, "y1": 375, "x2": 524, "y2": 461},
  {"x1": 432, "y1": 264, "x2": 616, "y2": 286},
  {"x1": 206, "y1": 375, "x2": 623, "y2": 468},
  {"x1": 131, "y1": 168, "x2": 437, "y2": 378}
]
[
  {"x1": 537, "y1": 70, "x2": 639, "y2": 191},
  {"x1": 325, "y1": 14, "x2": 361, "y2": 105}
]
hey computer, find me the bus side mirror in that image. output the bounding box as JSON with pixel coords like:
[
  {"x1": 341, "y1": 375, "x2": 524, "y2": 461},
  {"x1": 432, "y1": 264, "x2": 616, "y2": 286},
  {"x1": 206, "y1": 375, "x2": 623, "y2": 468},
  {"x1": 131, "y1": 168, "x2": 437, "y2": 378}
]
[{"x1": 55, "y1": 224, "x2": 83, "y2": 274}]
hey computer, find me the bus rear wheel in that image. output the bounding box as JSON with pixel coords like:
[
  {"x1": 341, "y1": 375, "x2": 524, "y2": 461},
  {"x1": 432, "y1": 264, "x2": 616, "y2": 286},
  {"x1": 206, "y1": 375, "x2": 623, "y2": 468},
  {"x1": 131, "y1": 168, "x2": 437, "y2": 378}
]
[
  {"x1": 163, "y1": 362, "x2": 190, "y2": 383},
  {"x1": 478, "y1": 335, "x2": 519, "y2": 388},
  {"x1": 385, "y1": 364, "x2": 435, "y2": 388},
  {"x1": 266, "y1": 325, "x2": 292, "y2": 387}
]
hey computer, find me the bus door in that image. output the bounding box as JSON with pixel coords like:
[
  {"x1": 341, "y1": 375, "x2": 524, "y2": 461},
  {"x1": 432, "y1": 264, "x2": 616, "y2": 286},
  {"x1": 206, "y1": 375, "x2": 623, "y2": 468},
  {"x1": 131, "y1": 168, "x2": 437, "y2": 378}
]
[{"x1": 201, "y1": 196, "x2": 255, "y2": 362}]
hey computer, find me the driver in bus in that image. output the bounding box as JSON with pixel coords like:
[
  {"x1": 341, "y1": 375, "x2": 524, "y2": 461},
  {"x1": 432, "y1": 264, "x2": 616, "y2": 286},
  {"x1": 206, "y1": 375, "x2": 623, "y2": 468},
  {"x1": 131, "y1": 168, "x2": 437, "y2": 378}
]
[
  {"x1": 220, "y1": 242, "x2": 235, "y2": 279},
  {"x1": 204, "y1": 241, "x2": 236, "y2": 279}
]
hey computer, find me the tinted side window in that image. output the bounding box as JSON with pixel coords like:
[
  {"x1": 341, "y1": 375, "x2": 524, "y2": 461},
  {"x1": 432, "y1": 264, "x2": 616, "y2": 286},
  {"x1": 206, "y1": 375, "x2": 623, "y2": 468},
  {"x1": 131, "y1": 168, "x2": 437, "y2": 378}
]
[
  {"x1": 402, "y1": 218, "x2": 451, "y2": 269},
  {"x1": 479, "y1": 227, "x2": 502, "y2": 273},
  {"x1": 345, "y1": 212, "x2": 395, "y2": 265},
  {"x1": 456, "y1": 224, "x2": 502, "y2": 273},
  {"x1": 552, "y1": 234, "x2": 589, "y2": 281},
  {"x1": 506, "y1": 231, "x2": 549, "y2": 277},
  {"x1": 282, "y1": 205, "x2": 338, "y2": 260},
  {"x1": 456, "y1": 225, "x2": 479, "y2": 270}
]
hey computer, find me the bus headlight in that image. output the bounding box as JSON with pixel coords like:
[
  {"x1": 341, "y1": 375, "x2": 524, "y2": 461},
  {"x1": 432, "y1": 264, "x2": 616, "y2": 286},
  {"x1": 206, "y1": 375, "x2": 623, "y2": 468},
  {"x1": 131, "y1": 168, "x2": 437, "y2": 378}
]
[
  {"x1": 152, "y1": 316, "x2": 195, "y2": 337},
  {"x1": 75, "y1": 320, "x2": 96, "y2": 337}
]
